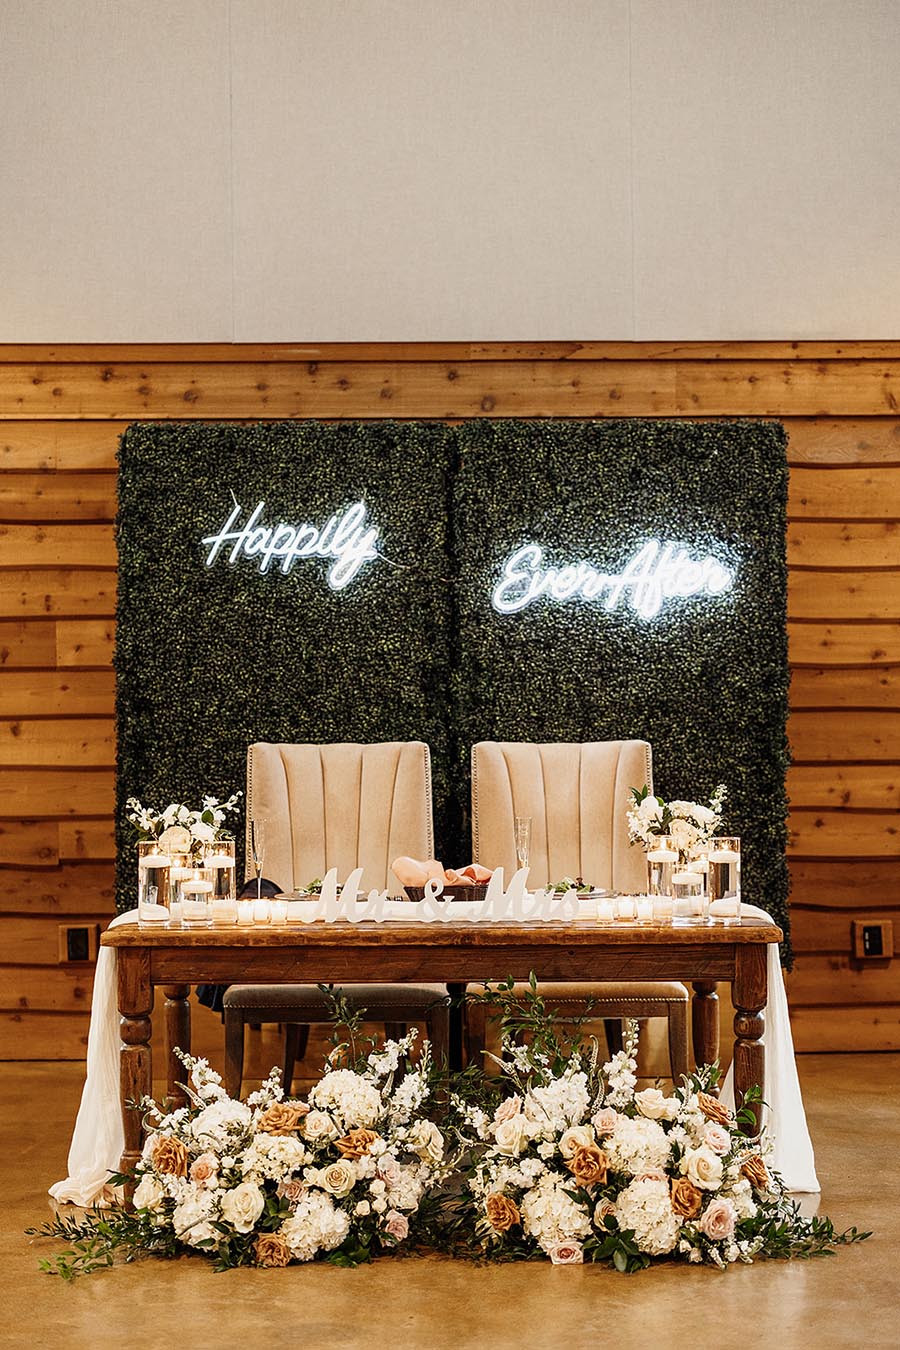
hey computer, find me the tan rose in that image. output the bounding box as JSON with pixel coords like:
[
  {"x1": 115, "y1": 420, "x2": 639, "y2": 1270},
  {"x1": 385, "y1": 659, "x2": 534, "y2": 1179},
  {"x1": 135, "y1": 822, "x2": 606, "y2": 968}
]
[
  {"x1": 336, "y1": 1127, "x2": 379, "y2": 1159},
  {"x1": 258, "y1": 1103, "x2": 305, "y2": 1135},
  {"x1": 740, "y1": 1155, "x2": 770, "y2": 1190},
  {"x1": 278, "y1": 1178, "x2": 307, "y2": 1203},
  {"x1": 254, "y1": 1232, "x2": 293, "y2": 1268},
  {"x1": 697, "y1": 1092, "x2": 732, "y2": 1127},
  {"x1": 566, "y1": 1144, "x2": 608, "y2": 1188},
  {"x1": 670, "y1": 1176, "x2": 704, "y2": 1219},
  {"x1": 152, "y1": 1135, "x2": 189, "y2": 1177},
  {"x1": 485, "y1": 1193, "x2": 520, "y2": 1232}
]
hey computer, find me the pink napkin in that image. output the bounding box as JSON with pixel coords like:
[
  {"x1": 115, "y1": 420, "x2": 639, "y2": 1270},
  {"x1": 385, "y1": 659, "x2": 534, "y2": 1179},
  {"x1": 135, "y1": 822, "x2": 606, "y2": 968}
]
[{"x1": 391, "y1": 856, "x2": 492, "y2": 886}]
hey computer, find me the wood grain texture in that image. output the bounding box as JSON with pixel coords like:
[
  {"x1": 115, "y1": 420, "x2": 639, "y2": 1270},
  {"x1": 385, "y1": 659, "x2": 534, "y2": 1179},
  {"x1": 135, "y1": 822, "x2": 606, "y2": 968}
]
[
  {"x1": 788, "y1": 466, "x2": 900, "y2": 519},
  {"x1": 0, "y1": 620, "x2": 56, "y2": 667},
  {"x1": 0, "y1": 965, "x2": 96, "y2": 1012},
  {"x1": 790, "y1": 1004, "x2": 900, "y2": 1052},
  {"x1": 788, "y1": 810, "x2": 900, "y2": 858},
  {"x1": 789, "y1": 667, "x2": 900, "y2": 710},
  {"x1": 0, "y1": 670, "x2": 115, "y2": 717},
  {"x1": 0, "y1": 1010, "x2": 90, "y2": 1058},
  {"x1": 785, "y1": 955, "x2": 899, "y2": 1006},
  {"x1": 0, "y1": 524, "x2": 116, "y2": 568},
  {"x1": 790, "y1": 907, "x2": 900, "y2": 952},
  {"x1": 0, "y1": 913, "x2": 108, "y2": 965},
  {"x1": 0, "y1": 718, "x2": 114, "y2": 766},
  {"x1": 0, "y1": 863, "x2": 115, "y2": 914},
  {"x1": 787, "y1": 763, "x2": 900, "y2": 810},
  {"x1": 56, "y1": 619, "x2": 116, "y2": 666},
  {"x1": 0, "y1": 768, "x2": 114, "y2": 816},
  {"x1": 788, "y1": 859, "x2": 900, "y2": 906},
  {"x1": 784, "y1": 418, "x2": 900, "y2": 465},
  {"x1": 0, "y1": 473, "x2": 117, "y2": 522},
  {"x1": 789, "y1": 710, "x2": 900, "y2": 761},
  {"x1": 0, "y1": 420, "x2": 124, "y2": 470},
  {"x1": 788, "y1": 622, "x2": 900, "y2": 666},
  {"x1": 0, "y1": 569, "x2": 116, "y2": 617},
  {"x1": 788, "y1": 571, "x2": 900, "y2": 621},
  {"x1": 788, "y1": 521, "x2": 900, "y2": 568},
  {"x1": 58, "y1": 820, "x2": 115, "y2": 861},
  {"x1": 0, "y1": 822, "x2": 59, "y2": 867}
]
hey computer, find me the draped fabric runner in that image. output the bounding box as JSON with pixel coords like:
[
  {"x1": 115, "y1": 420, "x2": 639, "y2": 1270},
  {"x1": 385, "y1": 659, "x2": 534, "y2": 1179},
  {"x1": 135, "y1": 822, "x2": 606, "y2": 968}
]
[{"x1": 50, "y1": 905, "x2": 818, "y2": 1205}]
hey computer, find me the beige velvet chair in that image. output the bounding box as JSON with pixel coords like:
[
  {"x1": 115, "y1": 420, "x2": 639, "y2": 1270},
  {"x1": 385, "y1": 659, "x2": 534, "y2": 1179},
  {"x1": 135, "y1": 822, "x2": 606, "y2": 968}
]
[
  {"x1": 465, "y1": 740, "x2": 689, "y2": 1081},
  {"x1": 223, "y1": 741, "x2": 449, "y2": 1095}
]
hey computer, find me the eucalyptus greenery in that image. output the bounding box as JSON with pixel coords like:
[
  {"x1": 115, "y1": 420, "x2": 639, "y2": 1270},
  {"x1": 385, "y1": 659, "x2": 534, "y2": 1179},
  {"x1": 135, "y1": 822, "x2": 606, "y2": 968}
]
[{"x1": 115, "y1": 419, "x2": 790, "y2": 953}]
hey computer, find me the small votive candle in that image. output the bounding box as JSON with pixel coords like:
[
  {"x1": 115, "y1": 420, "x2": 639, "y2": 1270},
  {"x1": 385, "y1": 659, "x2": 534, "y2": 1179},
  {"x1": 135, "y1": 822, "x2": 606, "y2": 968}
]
[
  {"x1": 652, "y1": 894, "x2": 675, "y2": 923},
  {"x1": 252, "y1": 898, "x2": 271, "y2": 924},
  {"x1": 636, "y1": 895, "x2": 653, "y2": 924},
  {"x1": 596, "y1": 897, "x2": 615, "y2": 924},
  {"x1": 615, "y1": 894, "x2": 636, "y2": 921},
  {"x1": 270, "y1": 899, "x2": 289, "y2": 925},
  {"x1": 236, "y1": 899, "x2": 255, "y2": 926},
  {"x1": 210, "y1": 897, "x2": 238, "y2": 926}
]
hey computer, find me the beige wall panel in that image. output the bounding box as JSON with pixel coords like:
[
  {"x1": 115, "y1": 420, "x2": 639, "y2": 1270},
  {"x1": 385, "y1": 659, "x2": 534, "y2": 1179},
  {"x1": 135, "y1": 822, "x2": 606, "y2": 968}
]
[
  {"x1": 230, "y1": 0, "x2": 633, "y2": 341},
  {"x1": 0, "y1": 2, "x2": 231, "y2": 341},
  {"x1": 631, "y1": 0, "x2": 900, "y2": 339}
]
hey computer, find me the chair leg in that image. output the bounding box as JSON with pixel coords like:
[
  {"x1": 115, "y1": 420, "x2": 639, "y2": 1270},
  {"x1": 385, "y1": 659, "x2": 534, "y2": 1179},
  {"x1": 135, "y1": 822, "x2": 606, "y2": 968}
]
[
  {"x1": 426, "y1": 1000, "x2": 450, "y2": 1069},
  {"x1": 384, "y1": 1021, "x2": 407, "y2": 1042},
  {"x1": 224, "y1": 1012, "x2": 245, "y2": 1099},
  {"x1": 668, "y1": 1001, "x2": 690, "y2": 1087},
  {"x1": 464, "y1": 1001, "x2": 488, "y2": 1070},
  {"x1": 604, "y1": 1018, "x2": 624, "y2": 1057},
  {"x1": 282, "y1": 1023, "x2": 310, "y2": 1096}
]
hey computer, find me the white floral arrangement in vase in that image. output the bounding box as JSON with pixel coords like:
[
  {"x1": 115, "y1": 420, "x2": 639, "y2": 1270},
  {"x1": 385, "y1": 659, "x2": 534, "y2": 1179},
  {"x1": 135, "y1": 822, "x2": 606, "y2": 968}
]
[
  {"x1": 126, "y1": 792, "x2": 242, "y2": 860},
  {"x1": 626, "y1": 783, "x2": 727, "y2": 855}
]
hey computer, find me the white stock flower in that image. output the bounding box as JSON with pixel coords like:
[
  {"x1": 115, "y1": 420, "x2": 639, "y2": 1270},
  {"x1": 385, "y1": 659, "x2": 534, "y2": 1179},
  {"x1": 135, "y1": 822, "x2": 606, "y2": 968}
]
[{"x1": 219, "y1": 1181, "x2": 265, "y2": 1233}]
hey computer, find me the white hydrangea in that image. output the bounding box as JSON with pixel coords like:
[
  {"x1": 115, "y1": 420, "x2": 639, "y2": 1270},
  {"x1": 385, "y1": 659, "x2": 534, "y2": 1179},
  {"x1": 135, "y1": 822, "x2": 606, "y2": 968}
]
[
  {"x1": 520, "y1": 1171, "x2": 592, "y2": 1253},
  {"x1": 240, "y1": 1132, "x2": 309, "y2": 1182},
  {"x1": 190, "y1": 1098, "x2": 253, "y2": 1152},
  {"x1": 615, "y1": 1177, "x2": 680, "y2": 1255},
  {"x1": 309, "y1": 1069, "x2": 383, "y2": 1128},
  {"x1": 604, "y1": 1116, "x2": 672, "y2": 1176},
  {"x1": 172, "y1": 1186, "x2": 219, "y2": 1248},
  {"x1": 281, "y1": 1191, "x2": 351, "y2": 1262},
  {"x1": 726, "y1": 1178, "x2": 758, "y2": 1221}
]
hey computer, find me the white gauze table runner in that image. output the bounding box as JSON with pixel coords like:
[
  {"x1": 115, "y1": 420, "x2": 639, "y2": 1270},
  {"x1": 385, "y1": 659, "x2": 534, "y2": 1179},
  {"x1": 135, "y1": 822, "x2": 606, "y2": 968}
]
[{"x1": 51, "y1": 903, "x2": 818, "y2": 1204}]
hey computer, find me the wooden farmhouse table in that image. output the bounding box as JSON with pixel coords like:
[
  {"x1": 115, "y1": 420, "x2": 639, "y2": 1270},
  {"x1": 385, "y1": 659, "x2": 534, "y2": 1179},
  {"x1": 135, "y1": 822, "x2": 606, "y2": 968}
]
[{"x1": 101, "y1": 916, "x2": 782, "y2": 1175}]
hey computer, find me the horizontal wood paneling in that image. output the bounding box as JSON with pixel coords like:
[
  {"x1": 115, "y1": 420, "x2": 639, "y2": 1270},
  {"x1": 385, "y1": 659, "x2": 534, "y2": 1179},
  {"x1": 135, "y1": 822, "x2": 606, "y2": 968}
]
[
  {"x1": 785, "y1": 955, "x2": 899, "y2": 1006},
  {"x1": 0, "y1": 913, "x2": 108, "y2": 966},
  {"x1": 0, "y1": 966, "x2": 96, "y2": 1012},
  {"x1": 2, "y1": 343, "x2": 900, "y2": 1055},
  {"x1": 790, "y1": 908, "x2": 900, "y2": 952}
]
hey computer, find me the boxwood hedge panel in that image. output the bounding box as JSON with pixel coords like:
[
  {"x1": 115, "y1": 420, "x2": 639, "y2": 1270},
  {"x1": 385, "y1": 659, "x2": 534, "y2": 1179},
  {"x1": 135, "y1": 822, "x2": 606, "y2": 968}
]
[
  {"x1": 452, "y1": 419, "x2": 790, "y2": 953},
  {"x1": 115, "y1": 421, "x2": 456, "y2": 908}
]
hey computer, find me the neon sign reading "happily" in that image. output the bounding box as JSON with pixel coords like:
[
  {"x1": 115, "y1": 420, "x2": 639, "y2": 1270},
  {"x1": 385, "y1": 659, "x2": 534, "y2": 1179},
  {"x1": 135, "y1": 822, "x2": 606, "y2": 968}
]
[
  {"x1": 202, "y1": 500, "x2": 380, "y2": 590},
  {"x1": 491, "y1": 540, "x2": 733, "y2": 620}
]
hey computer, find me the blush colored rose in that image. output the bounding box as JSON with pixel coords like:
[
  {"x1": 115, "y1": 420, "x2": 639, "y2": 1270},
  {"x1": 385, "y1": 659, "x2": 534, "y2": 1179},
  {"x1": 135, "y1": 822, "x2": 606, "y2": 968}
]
[
  {"x1": 278, "y1": 1178, "x2": 307, "y2": 1203},
  {"x1": 592, "y1": 1108, "x2": 618, "y2": 1135},
  {"x1": 635, "y1": 1088, "x2": 677, "y2": 1121},
  {"x1": 486, "y1": 1192, "x2": 520, "y2": 1232},
  {"x1": 697, "y1": 1092, "x2": 732, "y2": 1127},
  {"x1": 594, "y1": 1199, "x2": 616, "y2": 1230},
  {"x1": 336, "y1": 1128, "x2": 379, "y2": 1159},
  {"x1": 559, "y1": 1124, "x2": 596, "y2": 1159},
  {"x1": 703, "y1": 1123, "x2": 731, "y2": 1156},
  {"x1": 255, "y1": 1232, "x2": 293, "y2": 1267},
  {"x1": 637, "y1": 1168, "x2": 667, "y2": 1183},
  {"x1": 302, "y1": 1110, "x2": 337, "y2": 1143},
  {"x1": 383, "y1": 1210, "x2": 409, "y2": 1242},
  {"x1": 493, "y1": 1115, "x2": 528, "y2": 1157},
  {"x1": 547, "y1": 1241, "x2": 584, "y2": 1265},
  {"x1": 152, "y1": 1136, "x2": 189, "y2": 1178},
  {"x1": 566, "y1": 1145, "x2": 609, "y2": 1187},
  {"x1": 670, "y1": 1177, "x2": 704, "y2": 1219},
  {"x1": 698, "y1": 1197, "x2": 737, "y2": 1241},
  {"x1": 189, "y1": 1153, "x2": 218, "y2": 1185},
  {"x1": 377, "y1": 1157, "x2": 403, "y2": 1190},
  {"x1": 494, "y1": 1095, "x2": 523, "y2": 1125}
]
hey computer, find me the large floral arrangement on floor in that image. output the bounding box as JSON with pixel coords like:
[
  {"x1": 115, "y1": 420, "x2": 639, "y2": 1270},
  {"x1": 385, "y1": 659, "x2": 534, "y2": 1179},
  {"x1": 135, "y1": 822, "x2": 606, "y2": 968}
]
[
  {"x1": 626, "y1": 783, "x2": 727, "y2": 853},
  {"x1": 34, "y1": 1031, "x2": 451, "y2": 1277},
  {"x1": 445, "y1": 983, "x2": 867, "y2": 1271}
]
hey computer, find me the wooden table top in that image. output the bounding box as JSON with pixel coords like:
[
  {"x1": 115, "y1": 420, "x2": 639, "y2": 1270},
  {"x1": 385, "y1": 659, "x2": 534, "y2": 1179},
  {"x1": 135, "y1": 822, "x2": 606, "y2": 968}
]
[{"x1": 102, "y1": 916, "x2": 783, "y2": 949}]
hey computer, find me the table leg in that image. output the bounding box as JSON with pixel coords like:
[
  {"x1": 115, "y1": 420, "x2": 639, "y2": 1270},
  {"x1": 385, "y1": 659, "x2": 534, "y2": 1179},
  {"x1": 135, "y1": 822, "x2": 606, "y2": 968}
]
[
  {"x1": 732, "y1": 945, "x2": 767, "y2": 1136},
  {"x1": 691, "y1": 980, "x2": 720, "y2": 1076},
  {"x1": 163, "y1": 984, "x2": 191, "y2": 1108},
  {"x1": 118, "y1": 948, "x2": 153, "y2": 1177}
]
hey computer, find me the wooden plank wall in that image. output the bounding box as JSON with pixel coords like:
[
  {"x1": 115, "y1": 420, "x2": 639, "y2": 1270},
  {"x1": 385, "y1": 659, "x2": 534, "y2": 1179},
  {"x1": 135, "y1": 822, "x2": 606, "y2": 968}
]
[{"x1": 1, "y1": 341, "x2": 898, "y2": 1058}]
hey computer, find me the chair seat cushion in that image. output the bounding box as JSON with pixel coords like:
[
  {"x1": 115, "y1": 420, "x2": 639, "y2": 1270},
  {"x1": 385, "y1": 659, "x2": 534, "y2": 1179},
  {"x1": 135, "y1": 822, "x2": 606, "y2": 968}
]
[
  {"x1": 465, "y1": 980, "x2": 688, "y2": 1005},
  {"x1": 223, "y1": 983, "x2": 448, "y2": 1016}
]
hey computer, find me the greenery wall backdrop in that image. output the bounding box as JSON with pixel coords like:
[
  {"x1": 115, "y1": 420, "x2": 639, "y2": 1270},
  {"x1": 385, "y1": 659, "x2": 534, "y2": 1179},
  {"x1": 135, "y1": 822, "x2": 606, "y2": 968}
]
[{"x1": 115, "y1": 419, "x2": 789, "y2": 951}]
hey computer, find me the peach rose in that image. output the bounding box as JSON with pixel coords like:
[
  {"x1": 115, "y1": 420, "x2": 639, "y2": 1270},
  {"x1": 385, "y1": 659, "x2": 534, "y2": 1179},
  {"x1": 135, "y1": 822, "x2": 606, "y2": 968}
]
[
  {"x1": 277, "y1": 1178, "x2": 307, "y2": 1203},
  {"x1": 592, "y1": 1107, "x2": 619, "y2": 1136},
  {"x1": 547, "y1": 1241, "x2": 584, "y2": 1265},
  {"x1": 254, "y1": 1232, "x2": 293, "y2": 1267},
  {"x1": 637, "y1": 1168, "x2": 667, "y2": 1183},
  {"x1": 189, "y1": 1152, "x2": 219, "y2": 1185},
  {"x1": 698, "y1": 1197, "x2": 737, "y2": 1241},
  {"x1": 257, "y1": 1103, "x2": 305, "y2": 1135},
  {"x1": 670, "y1": 1176, "x2": 704, "y2": 1219},
  {"x1": 703, "y1": 1123, "x2": 731, "y2": 1156},
  {"x1": 152, "y1": 1136, "x2": 189, "y2": 1178},
  {"x1": 383, "y1": 1210, "x2": 409, "y2": 1243},
  {"x1": 594, "y1": 1199, "x2": 616, "y2": 1230},
  {"x1": 494, "y1": 1095, "x2": 523, "y2": 1125},
  {"x1": 740, "y1": 1155, "x2": 770, "y2": 1190},
  {"x1": 485, "y1": 1193, "x2": 521, "y2": 1233},
  {"x1": 566, "y1": 1145, "x2": 609, "y2": 1188},
  {"x1": 697, "y1": 1092, "x2": 732, "y2": 1127},
  {"x1": 336, "y1": 1128, "x2": 379, "y2": 1159}
]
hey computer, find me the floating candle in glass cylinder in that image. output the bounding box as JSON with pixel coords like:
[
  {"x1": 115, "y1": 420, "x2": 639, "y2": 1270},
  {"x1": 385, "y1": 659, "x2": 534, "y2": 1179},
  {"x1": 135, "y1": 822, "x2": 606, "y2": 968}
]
[
  {"x1": 180, "y1": 875, "x2": 214, "y2": 927},
  {"x1": 137, "y1": 843, "x2": 172, "y2": 928},
  {"x1": 708, "y1": 837, "x2": 741, "y2": 923},
  {"x1": 204, "y1": 843, "x2": 237, "y2": 905},
  {"x1": 672, "y1": 868, "x2": 708, "y2": 923},
  {"x1": 645, "y1": 836, "x2": 677, "y2": 904}
]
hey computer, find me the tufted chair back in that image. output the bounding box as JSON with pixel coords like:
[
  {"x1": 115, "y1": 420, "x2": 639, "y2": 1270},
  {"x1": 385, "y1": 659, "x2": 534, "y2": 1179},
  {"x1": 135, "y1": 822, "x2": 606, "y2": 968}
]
[
  {"x1": 471, "y1": 740, "x2": 652, "y2": 893},
  {"x1": 246, "y1": 741, "x2": 434, "y2": 893}
]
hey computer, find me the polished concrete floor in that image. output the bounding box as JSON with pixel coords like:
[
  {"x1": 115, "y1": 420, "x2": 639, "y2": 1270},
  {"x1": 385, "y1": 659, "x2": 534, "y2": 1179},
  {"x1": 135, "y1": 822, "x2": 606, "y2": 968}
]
[{"x1": 3, "y1": 1053, "x2": 897, "y2": 1350}]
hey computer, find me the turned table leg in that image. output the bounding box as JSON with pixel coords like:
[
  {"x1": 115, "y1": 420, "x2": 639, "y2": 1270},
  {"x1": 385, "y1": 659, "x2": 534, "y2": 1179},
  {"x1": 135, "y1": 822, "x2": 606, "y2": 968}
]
[
  {"x1": 732, "y1": 945, "x2": 767, "y2": 1136},
  {"x1": 691, "y1": 980, "x2": 720, "y2": 1076},
  {"x1": 118, "y1": 948, "x2": 153, "y2": 1177},
  {"x1": 163, "y1": 984, "x2": 191, "y2": 1108}
]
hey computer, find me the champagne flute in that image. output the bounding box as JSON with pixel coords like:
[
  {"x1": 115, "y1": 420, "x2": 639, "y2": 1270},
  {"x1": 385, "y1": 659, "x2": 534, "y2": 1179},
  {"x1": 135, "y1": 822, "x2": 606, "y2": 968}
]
[
  {"x1": 249, "y1": 817, "x2": 266, "y2": 900},
  {"x1": 514, "y1": 815, "x2": 532, "y2": 872}
]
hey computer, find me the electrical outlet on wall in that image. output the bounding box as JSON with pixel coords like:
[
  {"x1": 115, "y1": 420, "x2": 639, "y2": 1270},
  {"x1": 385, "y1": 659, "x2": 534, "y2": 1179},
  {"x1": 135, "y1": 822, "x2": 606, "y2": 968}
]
[
  {"x1": 852, "y1": 920, "x2": 894, "y2": 961},
  {"x1": 58, "y1": 924, "x2": 99, "y2": 964}
]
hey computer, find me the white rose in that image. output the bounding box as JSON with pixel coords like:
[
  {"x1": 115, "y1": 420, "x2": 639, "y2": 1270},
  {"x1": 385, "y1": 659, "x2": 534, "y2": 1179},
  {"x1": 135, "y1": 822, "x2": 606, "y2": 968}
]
[
  {"x1": 558, "y1": 1124, "x2": 596, "y2": 1159},
  {"x1": 219, "y1": 1181, "x2": 265, "y2": 1233},
  {"x1": 354, "y1": 1200, "x2": 371, "y2": 1217},
  {"x1": 407, "y1": 1120, "x2": 445, "y2": 1165},
  {"x1": 635, "y1": 1088, "x2": 678, "y2": 1121},
  {"x1": 320, "y1": 1160, "x2": 356, "y2": 1198},
  {"x1": 191, "y1": 820, "x2": 216, "y2": 844},
  {"x1": 684, "y1": 1147, "x2": 724, "y2": 1191},
  {"x1": 372, "y1": 1198, "x2": 387, "y2": 1215},
  {"x1": 493, "y1": 1115, "x2": 528, "y2": 1157},
  {"x1": 133, "y1": 1174, "x2": 166, "y2": 1212},
  {"x1": 302, "y1": 1110, "x2": 338, "y2": 1144},
  {"x1": 158, "y1": 824, "x2": 192, "y2": 854}
]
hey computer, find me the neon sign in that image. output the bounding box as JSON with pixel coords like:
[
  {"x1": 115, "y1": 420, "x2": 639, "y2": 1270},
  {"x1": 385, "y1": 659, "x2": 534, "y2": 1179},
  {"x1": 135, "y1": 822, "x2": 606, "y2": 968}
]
[
  {"x1": 491, "y1": 540, "x2": 733, "y2": 620},
  {"x1": 202, "y1": 500, "x2": 380, "y2": 590}
]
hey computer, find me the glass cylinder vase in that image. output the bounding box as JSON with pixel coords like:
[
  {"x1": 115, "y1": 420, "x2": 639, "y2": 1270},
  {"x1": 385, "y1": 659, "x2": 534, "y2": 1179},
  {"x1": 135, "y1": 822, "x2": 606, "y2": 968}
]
[
  {"x1": 708, "y1": 837, "x2": 741, "y2": 923},
  {"x1": 179, "y1": 866, "x2": 215, "y2": 928},
  {"x1": 646, "y1": 836, "x2": 677, "y2": 924},
  {"x1": 204, "y1": 840, "x2": 238, "y2": 926},
  {"x1": 673, "y1": 851, "x2": 708, "y2": 923},
  {"x1": 137, "y1": 841, "x2": 172, "y2": 928}
]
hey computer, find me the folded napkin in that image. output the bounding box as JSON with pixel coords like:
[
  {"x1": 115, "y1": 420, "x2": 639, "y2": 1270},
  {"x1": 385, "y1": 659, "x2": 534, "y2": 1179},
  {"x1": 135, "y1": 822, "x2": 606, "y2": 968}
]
[{"x1": 391, "y1": 856, "x2": 492, "y2": 887}]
